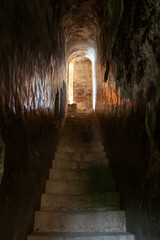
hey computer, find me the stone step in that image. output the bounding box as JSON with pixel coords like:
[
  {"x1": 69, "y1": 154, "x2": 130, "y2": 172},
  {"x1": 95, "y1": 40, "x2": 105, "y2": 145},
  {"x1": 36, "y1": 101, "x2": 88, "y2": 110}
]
[
  {"x1": 57, "y1": 145, "x2": 104, "y2": 153},
  {"x1": 28, "y1": 232, "x2": 135, "y2": 240},
  {"x1": 61, "y1": 133, "x2": 100, "y2": 139},
  {"x1": 49, "y1": 168, "x2": 112, "y2": 180},
  {"x1": 45, "y1": 179, "x2": 115, "y2": 194},
  {"x1": 65, "y1": 122, "x2": 95, "y2": 125},
  {"x1": 62, "y1": 124, "x2": 97, "y2": 128},
  {"x1": 34, "y1": 211, "x2": 126, "y2": 233},
  {"x1": 58, "y1": 139, "x2": 103, "y2": 147},
  {"x1": 54, "y1": 152, "x2": 106, "y2": 161},
  {"x1": 60, "y1": 136, "x2": 101, "y2": 142},
  {"x1": 65, "y1": 121, "x2": 95, "y2": 125},
  {"x1": 52, "y1": 159, "x2": 109, "y2": 170},
  {"x1": 64, "y1": 122, "x2": 95, "y2": 126},
  {"x1": 67, "y1": 115, "x2": 94, "y2": 117},
  {"x1": 66, "y1": 117, "x2": 94, "y2": 121},
  {"x1": 63, "y1": 121, "x2": 97, "y2": 126},
  {"x1": 41, "y1": 193, "x2": 120, "y2": 211},
  {"x1": 62, "y1": 126, "x2": 99, "y2": 132},
  {"x1": 62, "y1": 126, "x2": 98, "y2": 132},
  {"x1": 62, "y1": 131, "x2": 99, "y2": 135},
  {"x1": 62, "y1": 125, "x2": 98, "y2": 131}
]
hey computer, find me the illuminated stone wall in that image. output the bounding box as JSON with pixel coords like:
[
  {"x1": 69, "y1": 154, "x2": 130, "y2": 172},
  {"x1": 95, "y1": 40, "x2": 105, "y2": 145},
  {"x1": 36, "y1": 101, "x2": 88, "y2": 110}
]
[
  {"x1": 95, "y1": 1, "x2": 160, "y2": 240},
  {"x1": 73, "y1": 57, "x2": 92, "y2": 110},
  {"x1": 0, "y1": 0, "x2": 66, "y2": 113}
]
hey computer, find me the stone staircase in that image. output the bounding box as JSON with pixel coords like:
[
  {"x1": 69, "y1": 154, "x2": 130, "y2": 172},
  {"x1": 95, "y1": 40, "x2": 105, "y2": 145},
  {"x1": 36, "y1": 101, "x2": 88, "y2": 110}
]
[{"x1": 27, "y1": 110, "x2": 135, "y2": 240}]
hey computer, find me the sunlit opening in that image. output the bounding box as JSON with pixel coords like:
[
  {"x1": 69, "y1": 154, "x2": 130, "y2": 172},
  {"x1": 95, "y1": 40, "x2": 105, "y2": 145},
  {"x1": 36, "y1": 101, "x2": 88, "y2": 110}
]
[
  {"x1": 88, "y1": 48, "x2": 96, "y2": 111},
  {"x1": 68, "y1": 47, "x2": 97, "y2": 111},
  {"x1": 68, "y1": 60, "x2": 74, "y2": 104},
  {"x1": 68, "y1": 57, "x2": 93, "y2": 111}
]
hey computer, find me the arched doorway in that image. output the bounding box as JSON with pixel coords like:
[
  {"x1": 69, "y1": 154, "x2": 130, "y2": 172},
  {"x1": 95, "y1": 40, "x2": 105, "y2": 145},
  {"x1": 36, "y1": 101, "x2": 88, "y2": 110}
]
[{"x1": 68, "y1": 56, "x2": 93, "y2": 110}]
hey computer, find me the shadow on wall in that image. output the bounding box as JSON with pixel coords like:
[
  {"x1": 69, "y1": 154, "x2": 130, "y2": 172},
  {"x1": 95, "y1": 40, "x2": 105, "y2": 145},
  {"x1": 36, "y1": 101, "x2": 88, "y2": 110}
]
[
  {"x1": 96, "y1": 86, "x2": 160, "y2": 240},
  {"x1": 0, "y1": 82, "x2": 67, "y2": 240}
]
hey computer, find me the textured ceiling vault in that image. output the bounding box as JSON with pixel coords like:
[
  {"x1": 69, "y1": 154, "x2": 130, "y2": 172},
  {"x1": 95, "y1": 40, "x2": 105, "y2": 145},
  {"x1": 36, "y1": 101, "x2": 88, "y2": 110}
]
[
  {"x1": 58, "y1": 0, "x2": 104, "y2": 60},
  {"x1": 60, "y1": 0, "x2": 103, "y2": 43}
]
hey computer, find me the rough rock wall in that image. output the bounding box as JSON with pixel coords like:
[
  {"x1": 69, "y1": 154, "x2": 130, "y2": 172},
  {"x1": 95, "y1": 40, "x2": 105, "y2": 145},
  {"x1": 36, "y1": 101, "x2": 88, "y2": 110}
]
[
  {"x1": 0, "y1": 136, "x2": 5, "y2": 185},
  {"x1": 96, "y1": 0, "x2": 160, "y2": 239},
  {"x1": 97, "y1": 0, "x2": 160, "y2": 100},
  {"x1": 73, "y1": 57, "x2": 92, "y2": 110},
  {"x1": 0, "y1": 0, "x2": 66, "y2": 111},
  {"x1": 0, "y1": 1, "x2": 67, "y2": 240}
]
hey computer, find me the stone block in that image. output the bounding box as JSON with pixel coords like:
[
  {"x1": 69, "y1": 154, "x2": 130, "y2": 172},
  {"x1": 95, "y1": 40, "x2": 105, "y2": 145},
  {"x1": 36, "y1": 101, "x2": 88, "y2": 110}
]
[
  {"x1": 57, "y1": 145, "x2": 104, "y2": 153},
  {"x1": 52, "y1": 159, "x2": 109, "y2": 170},
  {"x1": 34, "y1": 211, "x2": 126, "y2": 233},
  {"x1": 41, "y1": 192, "x2": 120, "y2": 211},
  {"x1": 49, "y1": 168, "x2": 112, "y2": 180},
  {"x1": 54, "y1": 152, "x2": 106, "y2": 161},
  {"x1": 28, "y1": 232, "x2": 135, "y2": 240},
  {"x1": 45, "y1": 179, "x2": 115, "y2": 194}
]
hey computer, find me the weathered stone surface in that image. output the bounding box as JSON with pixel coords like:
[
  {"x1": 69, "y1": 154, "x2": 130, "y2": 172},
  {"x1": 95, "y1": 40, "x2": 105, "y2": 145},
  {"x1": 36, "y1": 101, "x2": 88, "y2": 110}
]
[
  {"x1": 28, "y1": 232, "x2": 135, "y2": 240},
  {"x1": 0, "y1": 136, "x2": 5, "y2": 184},
  {"x1": 60, "y1": 135, "x2": 101, "y2": 142},
  {"x1": 57, "y1": 145, "x2": 104, "y2": 153},
  {"x1": 58, "y1": 139, "x2": 103, "y2": 147},
  {"x1": 73, "y1": 57, "x2": 92, "y2": 110},
  {"x1": 41, "y1": 193, "x2": 120, "y2": 211},
  {"x1": 52, "y1": 159, "x2": 109, "y2": 170},
  {"x1": 34, "y1": 211, "x2": 126, "y2": 233},
  {"x1": 26, "y1": 111, "x2": 134, "y2": 240},
  {"x1": 58, "y1": 141, "x2": 103, "y2": 148},
  {"x1": 49, "y1": 168, "x2": 112, "y2": 180},
  {"x1": 45, "y1": 179, "x2": 115, "y2": 194},
  {"x1": 55, "y1": 152, "x2": 106, "y2": 161}
]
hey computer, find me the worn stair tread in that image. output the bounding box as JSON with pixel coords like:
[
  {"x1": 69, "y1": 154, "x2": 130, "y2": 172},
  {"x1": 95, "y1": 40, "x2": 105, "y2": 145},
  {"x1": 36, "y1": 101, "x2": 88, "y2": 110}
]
[
  {"x1": 52, "y1": 159, "x2": 109, "y2": 170},
  {"x1": 60, "y1": 133, "x2": 101, "y2": 138},
  {"x1": 49, "y1": 168, "x2": 112, "y2": 180},
  {"x1": 54, "y1": 152, "x2": 107, "y2": 162},
  {"x1": 28, "y1": 232, "x2": 135, "y2": 236},
  {"x1": 34, "y1": 211, "x2": 126, "y2": 233},
  {"x1": 58, "y1": 143, "x2": 103, "y2": 148},
  {"x1": 62, "y1": 130, "x2": 99, "y2": 136},
  {"x1": 62, "y1": 127, "x2": 98, "y2": 131},
  {"x1": 65, "y1": 118, "x2": 94, "y2": 121},
  {"x1": 62, "y1": 125, "x2": 98, "y2": 129},
  {"x1": 57, "y1": 144, "x2": 104, "y2": 149},
  {"x1": 45, "y1": 179, "x2": 115, "y2": 194},
  {"x1": 61, "y1": 131, "x2": 99, "y2": 136},
  {"x1": 57, "y1": 146, "x2": 104, "y2": 153},
  {"x1": 41, "y1": 193, "x2": 120, "y2": 211},
  {"x1": 28, "y1": 232, "x2": 135, "y2": 240},
  {"x1": 61, "y1": 132, "x2": 100, "y2": 136},
  {"x1": 60, "y1": 137, "x2": 101, "y2": 142},
  {"x1": 59, "y1": 139, "x2": 102, "y2": 145}
]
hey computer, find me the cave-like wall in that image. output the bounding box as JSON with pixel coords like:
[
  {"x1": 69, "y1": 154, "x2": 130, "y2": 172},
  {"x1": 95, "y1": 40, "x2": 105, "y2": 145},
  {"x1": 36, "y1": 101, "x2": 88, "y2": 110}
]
[
  {"x1": 0, "y1": 1, "x2": 67, "y2": 240},
  {"x1": 0, "y1": 0, "x2": 66, "y2": 110},
  {"x1": 96, "y1": 0, "x2": 160, "y2": 239}
]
